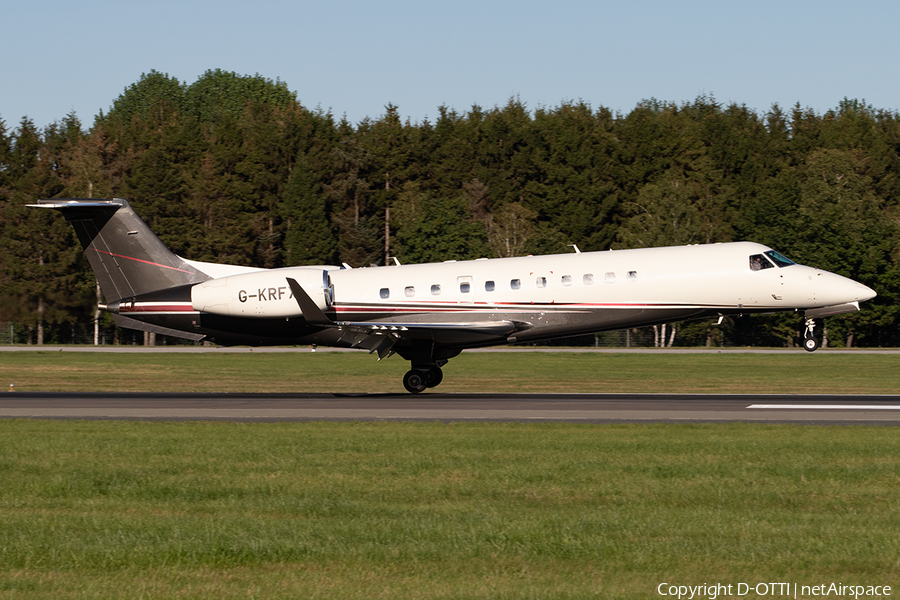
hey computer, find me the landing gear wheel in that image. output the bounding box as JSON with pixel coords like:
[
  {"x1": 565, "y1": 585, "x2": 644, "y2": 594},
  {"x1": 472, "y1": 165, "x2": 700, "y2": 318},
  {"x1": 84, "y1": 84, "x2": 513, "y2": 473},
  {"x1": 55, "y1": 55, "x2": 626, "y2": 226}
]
[
  {"x1": 403, "y1": 370, "x2": 427, "y2": 394},
  {"x1": 424, "y1": 367, "x2": 443, "y2": 388},
  {"x1": 803, "y1": 317, "x2": 819, "y2": 352}
]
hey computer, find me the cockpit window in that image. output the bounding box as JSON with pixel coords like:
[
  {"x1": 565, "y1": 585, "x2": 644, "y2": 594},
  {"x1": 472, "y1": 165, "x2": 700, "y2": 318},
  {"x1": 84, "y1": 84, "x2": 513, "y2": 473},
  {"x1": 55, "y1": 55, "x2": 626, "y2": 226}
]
[
  {"x1": 749, "y1": 254, "x2": 774, "y2": 271},
  {"x1": 764, "y1": 250, "x2": 796, "y2": 268}
]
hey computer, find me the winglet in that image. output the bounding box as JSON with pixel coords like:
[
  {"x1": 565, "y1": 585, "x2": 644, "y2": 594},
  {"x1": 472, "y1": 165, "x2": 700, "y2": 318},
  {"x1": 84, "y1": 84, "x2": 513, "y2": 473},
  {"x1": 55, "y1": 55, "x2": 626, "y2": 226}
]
[{"x1": 286, "y1": 277, "x2": 334, "y2": 327}]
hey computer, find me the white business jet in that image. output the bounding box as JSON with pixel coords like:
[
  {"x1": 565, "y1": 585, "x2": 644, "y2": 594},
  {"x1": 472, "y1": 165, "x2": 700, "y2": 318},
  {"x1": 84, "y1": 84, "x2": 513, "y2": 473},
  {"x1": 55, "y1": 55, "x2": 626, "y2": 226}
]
[{"x1": 31, "y1": 198, "x2": 876, "y2": 393}]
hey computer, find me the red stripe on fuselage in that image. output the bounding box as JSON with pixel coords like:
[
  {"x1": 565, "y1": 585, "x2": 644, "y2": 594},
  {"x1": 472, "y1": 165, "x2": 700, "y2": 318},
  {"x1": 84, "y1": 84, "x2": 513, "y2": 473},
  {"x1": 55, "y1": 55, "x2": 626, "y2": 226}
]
[
  {"x1": 332, "y1": 302, "x2": 719, "y2": 312},
  {"x1": 120, "y1": 304, "x2": 196, "y2": 313},
  {"x1": 92, "y1": 249, "x2": 194, "y2": 274}
]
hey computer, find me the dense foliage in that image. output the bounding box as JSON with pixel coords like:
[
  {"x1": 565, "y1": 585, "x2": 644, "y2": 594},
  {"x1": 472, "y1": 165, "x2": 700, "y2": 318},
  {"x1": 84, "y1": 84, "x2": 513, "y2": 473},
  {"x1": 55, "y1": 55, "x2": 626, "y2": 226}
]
[{"x1": 1, "y1": 70, "x2": 898, "y2": 346}]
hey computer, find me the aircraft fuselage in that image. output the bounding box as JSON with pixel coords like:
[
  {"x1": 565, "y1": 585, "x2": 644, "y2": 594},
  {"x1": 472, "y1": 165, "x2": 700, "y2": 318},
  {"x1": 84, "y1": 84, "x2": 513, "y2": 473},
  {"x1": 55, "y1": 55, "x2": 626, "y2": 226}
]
[
  {"x1": 30, "y1": 198, "x2": 877, "y2": 393},
  {"x1": 122, "y1": 241, "x2": 873, "y2": 349}
]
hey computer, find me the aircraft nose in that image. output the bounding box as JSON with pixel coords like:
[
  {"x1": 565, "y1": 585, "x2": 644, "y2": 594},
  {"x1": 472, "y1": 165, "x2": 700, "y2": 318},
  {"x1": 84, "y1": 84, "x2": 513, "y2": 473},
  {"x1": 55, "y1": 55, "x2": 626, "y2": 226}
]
[
  {"x1": 829, "y1": 273, "x2": 876, "y2": 304},
  {"x1": 856, "y1": 281, "x2": 877, "y2": 302},
  {"x1": 804, "y1": 269, "x2": 877, "y2": 306}
]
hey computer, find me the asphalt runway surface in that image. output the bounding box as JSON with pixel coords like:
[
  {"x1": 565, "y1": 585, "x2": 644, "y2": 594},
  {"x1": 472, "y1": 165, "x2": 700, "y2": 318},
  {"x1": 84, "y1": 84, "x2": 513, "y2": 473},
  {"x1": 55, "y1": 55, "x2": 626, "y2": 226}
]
[
  {"x1": 3, "y1": 392, "x2": 900, "y2": 424},
  {"x1": 2, "y1": 346, "x2": 898, "y2": 354},
  {"x1": 3, "y1": 346, "x2": 898, "y2": 423}
]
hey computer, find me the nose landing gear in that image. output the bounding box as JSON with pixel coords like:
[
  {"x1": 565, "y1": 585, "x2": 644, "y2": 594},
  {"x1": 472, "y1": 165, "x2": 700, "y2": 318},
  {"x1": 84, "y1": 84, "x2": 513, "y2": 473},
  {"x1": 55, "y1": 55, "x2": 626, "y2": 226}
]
[{"x1": 803, "y1": 318, "x2": 819, "y2": 352}]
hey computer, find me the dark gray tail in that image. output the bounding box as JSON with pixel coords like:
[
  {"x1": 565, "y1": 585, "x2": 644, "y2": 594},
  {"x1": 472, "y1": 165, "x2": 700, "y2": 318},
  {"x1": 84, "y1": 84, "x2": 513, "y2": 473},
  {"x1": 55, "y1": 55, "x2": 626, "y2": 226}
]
[{"x1": 30, "y1": 198, "x2": 209, "y2": 302}]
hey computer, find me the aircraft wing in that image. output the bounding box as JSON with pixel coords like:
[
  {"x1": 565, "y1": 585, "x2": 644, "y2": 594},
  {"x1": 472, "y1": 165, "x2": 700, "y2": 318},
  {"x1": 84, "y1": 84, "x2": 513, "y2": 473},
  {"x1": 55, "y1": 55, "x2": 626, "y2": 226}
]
[{"x1": 286, "y1": 277, "x2": 523, "y2": 359}]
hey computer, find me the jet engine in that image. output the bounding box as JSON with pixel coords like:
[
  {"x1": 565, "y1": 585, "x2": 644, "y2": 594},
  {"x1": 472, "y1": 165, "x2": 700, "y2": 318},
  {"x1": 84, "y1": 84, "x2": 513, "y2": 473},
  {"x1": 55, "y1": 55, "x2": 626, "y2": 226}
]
[{"x1": 191, "y1": 267, "x2": 334, "y2": 318}]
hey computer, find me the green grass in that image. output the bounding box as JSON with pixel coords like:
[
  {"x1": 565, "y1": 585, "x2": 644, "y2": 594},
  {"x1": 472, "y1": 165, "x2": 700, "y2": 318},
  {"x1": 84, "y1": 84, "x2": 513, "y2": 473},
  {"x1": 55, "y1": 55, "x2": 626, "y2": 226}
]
[
  {"x1": 0, "y1": 420, "x2": 898, "y2": 598},
  {"x1": 0, "y1": 350, "x2": 898, "y2": 394},
  {"x1": 1, "y1": 352, "x2": 898, "y2": 597}
]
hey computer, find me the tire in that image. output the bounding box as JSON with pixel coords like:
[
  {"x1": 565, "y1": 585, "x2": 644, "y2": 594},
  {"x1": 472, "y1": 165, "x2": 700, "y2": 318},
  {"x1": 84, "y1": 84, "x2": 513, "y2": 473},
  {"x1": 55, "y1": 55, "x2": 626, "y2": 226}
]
[
  {"x1": 424, "y1": 367, "x2": 444, "y2": 388},
  {"x1": 403, "y1": 370, "x2": 427, "y2": 394},
  {"x1": 803, "y1": 337, "x2": 819, "y2": 352}
]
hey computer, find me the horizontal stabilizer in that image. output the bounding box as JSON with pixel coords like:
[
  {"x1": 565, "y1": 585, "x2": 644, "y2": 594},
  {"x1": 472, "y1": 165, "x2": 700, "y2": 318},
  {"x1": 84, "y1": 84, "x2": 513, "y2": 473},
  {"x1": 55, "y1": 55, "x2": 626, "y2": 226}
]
[
  {"x1": 28, "y1": 199, "x2": 124, "y2": 216},
  {"x1": 112, "y1": 314, "x2": 206, "y2": 342}
]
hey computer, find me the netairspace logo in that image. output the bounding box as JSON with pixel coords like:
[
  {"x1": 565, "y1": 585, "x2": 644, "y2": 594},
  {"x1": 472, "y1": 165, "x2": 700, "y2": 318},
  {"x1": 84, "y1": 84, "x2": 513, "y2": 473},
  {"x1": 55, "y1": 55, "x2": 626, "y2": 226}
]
[{"x1": 657, "y1": 582, "x2": 892, "y2": 599}]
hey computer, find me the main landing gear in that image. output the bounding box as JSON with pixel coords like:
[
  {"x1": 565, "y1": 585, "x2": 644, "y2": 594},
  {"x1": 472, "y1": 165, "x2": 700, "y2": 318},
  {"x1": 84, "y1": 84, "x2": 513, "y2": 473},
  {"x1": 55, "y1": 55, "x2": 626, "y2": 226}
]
[
  {"x1": 398, "y1": 342, "x2": 458, "y2": 394},
  {"x1": 803, "y1": 317, "x2": 819, "y2": 352},
  {"x1": 403, "y1": 366, "x2": 444, "y2": 394}
]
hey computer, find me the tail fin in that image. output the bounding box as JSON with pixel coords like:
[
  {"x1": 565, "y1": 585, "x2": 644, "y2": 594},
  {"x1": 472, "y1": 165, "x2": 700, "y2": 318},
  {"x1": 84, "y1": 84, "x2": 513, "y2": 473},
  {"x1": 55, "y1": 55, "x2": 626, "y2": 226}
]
[{"x1": 30, "y1": 198, "x2": 209, "y2": 302}]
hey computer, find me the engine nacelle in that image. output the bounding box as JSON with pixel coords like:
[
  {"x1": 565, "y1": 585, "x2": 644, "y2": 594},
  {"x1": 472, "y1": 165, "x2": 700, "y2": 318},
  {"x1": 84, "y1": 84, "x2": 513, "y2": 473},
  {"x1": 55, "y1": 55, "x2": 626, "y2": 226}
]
[{"x1": 191, "y1": 267, "x2": 334, "y2": 318}]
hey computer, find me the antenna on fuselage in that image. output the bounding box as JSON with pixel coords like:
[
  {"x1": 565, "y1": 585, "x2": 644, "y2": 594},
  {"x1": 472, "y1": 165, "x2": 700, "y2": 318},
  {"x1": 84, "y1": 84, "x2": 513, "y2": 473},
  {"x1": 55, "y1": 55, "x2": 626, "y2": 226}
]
[{"x1": 567, "y1": 244, "x2": 581, "y2": 254}]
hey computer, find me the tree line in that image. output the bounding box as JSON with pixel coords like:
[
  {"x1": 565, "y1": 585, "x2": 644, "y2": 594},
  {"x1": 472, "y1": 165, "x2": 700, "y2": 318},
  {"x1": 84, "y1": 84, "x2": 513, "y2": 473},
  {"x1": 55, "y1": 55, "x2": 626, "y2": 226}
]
[{"x1": 1, "y1": 69, "x2": 898, "y2": 347}]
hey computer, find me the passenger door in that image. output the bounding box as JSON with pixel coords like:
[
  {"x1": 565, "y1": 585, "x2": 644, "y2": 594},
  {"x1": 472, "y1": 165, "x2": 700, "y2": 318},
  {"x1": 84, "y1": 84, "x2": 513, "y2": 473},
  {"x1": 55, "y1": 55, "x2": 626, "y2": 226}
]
[{"x1": 457, "y1": 275, "x2": 473, "y2": 304}]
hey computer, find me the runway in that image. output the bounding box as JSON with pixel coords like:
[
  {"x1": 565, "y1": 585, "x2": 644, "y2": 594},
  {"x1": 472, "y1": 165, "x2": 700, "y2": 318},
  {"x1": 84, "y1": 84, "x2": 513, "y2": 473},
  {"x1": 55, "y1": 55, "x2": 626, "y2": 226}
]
[{"x1": 3, "y1": 392, "x2": 900, "y2": 424}]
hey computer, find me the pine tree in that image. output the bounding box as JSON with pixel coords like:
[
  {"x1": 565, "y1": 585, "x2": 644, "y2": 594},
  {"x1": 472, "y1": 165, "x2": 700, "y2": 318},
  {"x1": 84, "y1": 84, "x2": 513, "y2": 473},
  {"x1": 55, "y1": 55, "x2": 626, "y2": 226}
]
[{"x1": 280, "y1": 153, "x2": 336, "y2": 265}]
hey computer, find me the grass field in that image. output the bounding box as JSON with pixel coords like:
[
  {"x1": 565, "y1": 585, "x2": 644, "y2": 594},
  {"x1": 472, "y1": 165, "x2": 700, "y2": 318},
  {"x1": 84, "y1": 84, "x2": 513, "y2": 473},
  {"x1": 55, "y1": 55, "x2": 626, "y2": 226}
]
[
  {"x1": 0, "y1": 349, "x2": 898, "y2": 394},
  {"x1": 1, "y1": 351, "x2": 898, "y2": 598},
  {"x1": 0, "y1": 420, "x2": 899, "y2": 599}
]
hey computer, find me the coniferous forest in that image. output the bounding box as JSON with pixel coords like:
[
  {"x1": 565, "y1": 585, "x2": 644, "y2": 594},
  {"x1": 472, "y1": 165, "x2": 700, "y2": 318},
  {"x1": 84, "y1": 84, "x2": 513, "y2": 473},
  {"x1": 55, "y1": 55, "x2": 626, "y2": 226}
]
[{"x1": 1, "y1": 70, "x2": 898, "y2": 347}]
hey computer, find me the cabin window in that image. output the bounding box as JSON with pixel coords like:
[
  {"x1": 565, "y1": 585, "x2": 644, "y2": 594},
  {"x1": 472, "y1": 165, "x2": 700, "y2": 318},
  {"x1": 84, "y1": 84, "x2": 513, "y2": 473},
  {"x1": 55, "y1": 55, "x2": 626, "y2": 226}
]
[
  {"x1": 764, "y1": 250, "x2": 795, "y2": 268},
  {"x1": 460, "y1": 282, "x2": 471, "y2": 293},
  {"x1": 627, "y1": 271, "x2": 638, "y2": 282},
  {"x1": 510, "y1": 279, "x2": 521, "y2": 290},
  {"x1": 536, "y1": 277, "x2": 547, "y2": 288},
  {"x1": 404, "y1": 286, "x2": 415, "y2": 297},
  {"x1": 485, "y1": 280, "x2": 495, "y2": 292},
  {"x1": 583, "y1": 274, "x2": 594, "y2": 285},
  {"x1": 380, "y1": 288, "x2": 390, "y2": 299},
  {"x1": 431, "y1": 284, "x2": 441, "y2": 295},
  {"x1": 605, "y1": 272, "x2": 616, "y2": 283},
  {"x1": 561, "y1": 275, "x2": 572, "y2": 286}
]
